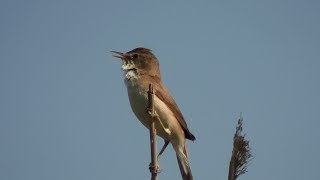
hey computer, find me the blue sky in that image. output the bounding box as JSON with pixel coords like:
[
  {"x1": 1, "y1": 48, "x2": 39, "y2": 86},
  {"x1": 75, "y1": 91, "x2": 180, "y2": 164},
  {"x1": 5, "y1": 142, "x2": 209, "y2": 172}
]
[{"x1": 1, "y1": 0, "x2": 320, "y2": 180}]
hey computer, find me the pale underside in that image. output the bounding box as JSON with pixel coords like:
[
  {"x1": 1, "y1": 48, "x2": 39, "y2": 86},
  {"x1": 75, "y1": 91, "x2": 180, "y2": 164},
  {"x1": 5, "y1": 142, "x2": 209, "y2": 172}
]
[{"x1": 122, "y1": 61, "x2": 185, "y2": 146}]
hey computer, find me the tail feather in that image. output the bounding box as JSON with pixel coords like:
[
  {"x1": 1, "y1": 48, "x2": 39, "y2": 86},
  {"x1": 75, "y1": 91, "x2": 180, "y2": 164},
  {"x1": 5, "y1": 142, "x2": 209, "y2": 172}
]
[{"x1": 176, "y1": 145, "x2": 193, "y2": 180}]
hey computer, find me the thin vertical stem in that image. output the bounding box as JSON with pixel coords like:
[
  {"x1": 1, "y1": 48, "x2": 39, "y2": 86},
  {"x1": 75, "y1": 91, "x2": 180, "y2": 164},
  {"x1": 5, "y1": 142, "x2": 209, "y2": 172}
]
[{"x1": 147, "y1": 84, "x2": 159, "y2": 180}]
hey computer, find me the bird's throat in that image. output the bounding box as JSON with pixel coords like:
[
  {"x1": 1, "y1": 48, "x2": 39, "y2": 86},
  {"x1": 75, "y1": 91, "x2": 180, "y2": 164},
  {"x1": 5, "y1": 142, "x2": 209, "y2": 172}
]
[
  {"x1": 121, "y1": 61, "x2": 139, "y2": 80},
  {"x1": 123, "y1": 68, "x2": 139, "y2": 81}
]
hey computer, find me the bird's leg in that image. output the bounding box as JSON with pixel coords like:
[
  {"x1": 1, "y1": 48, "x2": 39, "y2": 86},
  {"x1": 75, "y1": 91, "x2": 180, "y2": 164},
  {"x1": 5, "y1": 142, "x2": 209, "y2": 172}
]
[
  {"x1": 157, "y1": 140, "x2": 170, "y2": 160},
  {"x1": 147, "y1": 110, "x2": 172, "y2": 135}
]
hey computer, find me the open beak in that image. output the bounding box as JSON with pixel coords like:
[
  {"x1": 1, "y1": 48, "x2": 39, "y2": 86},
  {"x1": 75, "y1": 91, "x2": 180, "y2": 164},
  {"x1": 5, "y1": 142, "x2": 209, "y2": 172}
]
[{"x1": 111, "y1": 51, "x2": 130, "y2": 59}]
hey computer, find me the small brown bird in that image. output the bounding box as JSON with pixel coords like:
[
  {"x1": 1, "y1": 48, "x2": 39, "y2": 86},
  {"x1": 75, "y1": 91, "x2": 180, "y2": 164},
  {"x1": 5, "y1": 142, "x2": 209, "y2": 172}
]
[{"x1": 112, "y1": 47, "x2": 195, "y2": 180}]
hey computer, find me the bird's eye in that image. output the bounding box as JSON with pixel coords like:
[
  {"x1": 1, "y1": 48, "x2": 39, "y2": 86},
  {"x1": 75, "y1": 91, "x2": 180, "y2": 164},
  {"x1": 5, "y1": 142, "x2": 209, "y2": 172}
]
[{"x1": 131, "y1": 54, "x2": 138, "y2": 59}]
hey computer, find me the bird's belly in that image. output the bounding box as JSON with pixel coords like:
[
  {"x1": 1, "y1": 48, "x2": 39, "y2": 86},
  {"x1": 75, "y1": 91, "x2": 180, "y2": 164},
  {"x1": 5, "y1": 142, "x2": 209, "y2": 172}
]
[
  {"x1": 125, "y1": 82, "x2": 183, "y2": 141},
  {"x1": 126, "y1": 86, "x2": 150, "y2": 127}
]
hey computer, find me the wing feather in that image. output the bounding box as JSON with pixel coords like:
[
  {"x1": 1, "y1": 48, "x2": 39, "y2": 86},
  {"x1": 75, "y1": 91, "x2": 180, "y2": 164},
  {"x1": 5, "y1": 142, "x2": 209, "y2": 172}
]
[{"x1": 151, "y1": 77, "x2": 195, "y2": 141}]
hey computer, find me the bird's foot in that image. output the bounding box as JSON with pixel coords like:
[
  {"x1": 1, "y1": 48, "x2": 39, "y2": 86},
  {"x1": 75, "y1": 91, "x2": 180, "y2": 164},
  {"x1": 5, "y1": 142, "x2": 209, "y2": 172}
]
[
  {"x1": 147, "y1": 108, "x2": 158, "y2": 118},
  {"x1": 149, "y1": 162, "x2": 161, "y2": 174}
]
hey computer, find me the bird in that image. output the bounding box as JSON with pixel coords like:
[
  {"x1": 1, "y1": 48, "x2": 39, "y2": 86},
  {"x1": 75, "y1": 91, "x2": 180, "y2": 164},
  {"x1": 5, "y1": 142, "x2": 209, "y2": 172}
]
[{"x1": 111, "y1": 47, "x2": 195, "y2": 180}]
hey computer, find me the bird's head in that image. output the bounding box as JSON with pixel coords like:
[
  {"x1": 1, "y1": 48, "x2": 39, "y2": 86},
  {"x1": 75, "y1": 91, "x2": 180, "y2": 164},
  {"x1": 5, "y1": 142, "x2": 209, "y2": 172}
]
[{"x1": 111, "y1": 47, "x2": 161, "y2": 78}]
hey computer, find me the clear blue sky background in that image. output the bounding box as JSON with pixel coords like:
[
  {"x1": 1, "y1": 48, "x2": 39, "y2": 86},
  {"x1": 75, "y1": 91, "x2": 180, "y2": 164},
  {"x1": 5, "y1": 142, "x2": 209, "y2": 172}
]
[{"x1": 1, "y1": 0, "x2": 319, "y2": 180}]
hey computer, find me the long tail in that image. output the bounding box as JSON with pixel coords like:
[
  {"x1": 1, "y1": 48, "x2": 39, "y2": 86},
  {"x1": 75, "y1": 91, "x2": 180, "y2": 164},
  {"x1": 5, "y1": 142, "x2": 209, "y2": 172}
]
[{"x1": 176, "y1": 145, "x2": 193, "y2": 180}]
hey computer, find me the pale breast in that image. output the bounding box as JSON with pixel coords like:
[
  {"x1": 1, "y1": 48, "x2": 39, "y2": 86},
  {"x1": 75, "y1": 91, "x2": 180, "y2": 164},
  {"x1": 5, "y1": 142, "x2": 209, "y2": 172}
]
[{"x1": 125, "y1": 78, "x2": 150, "y2": 127}]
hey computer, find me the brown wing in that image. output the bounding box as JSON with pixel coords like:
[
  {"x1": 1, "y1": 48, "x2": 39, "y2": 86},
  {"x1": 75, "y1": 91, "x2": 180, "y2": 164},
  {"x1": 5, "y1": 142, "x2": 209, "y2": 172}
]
[{"x1": 151, "y1": 76, "x2": 195, "y2": 141}]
